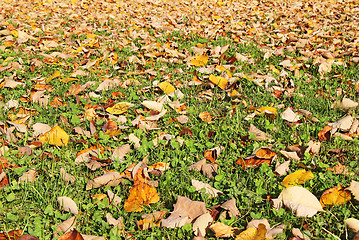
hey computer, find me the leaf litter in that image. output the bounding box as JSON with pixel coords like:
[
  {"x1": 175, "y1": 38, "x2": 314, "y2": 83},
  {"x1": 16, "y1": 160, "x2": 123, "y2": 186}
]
[{"x1": 1, "y1": 0, "x2": 359, "y2": 239}]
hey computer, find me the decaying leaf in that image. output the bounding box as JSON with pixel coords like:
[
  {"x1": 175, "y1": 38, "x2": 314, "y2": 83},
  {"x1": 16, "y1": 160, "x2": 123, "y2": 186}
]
[
  {"x1": 161, "y1": 196, "x2": 207, "y2": 228},
  {"x1": 204, "y1": 146, "x2": 224, "y2": 162},
  {"x1": 275, "y1": 161, "x2": 290, "y2": 176},
  {"x1": 279, "y1": 150, "x2": 301, "y2": 161},
  {"x1": 18, "y1": 169, "x2": 37, "y2": 183},
  {"x1": 86, "y1": 171, "x2": 123, "y2": 190},
  {"x1": 199, "y1": 111, "x2": 213, "y2": 123},
  {"x1": 57, "y1": 196, "x2": 78, "y2": 215},
  {"x1": 318, "y1": 125, "x2": 333, "y2": 142},
  {"x1": 191, "y1": 179, "x2": 223, "y2": 198},
  {"x1": 332, "y1": 97, "x2": 358, "y2": 110},
  {"x1": 124, "y1": 182, "x2": 159, "y2": 212},
  {"x1": 345, "y1": 218, "x2": 359, "y2": 233},
  {"x1": 0, "y1": 230, "x2": 23, "y2": 240},
  {"x1": 320, "y1": 185, "x2": 351, "y2": 207},
  {"x1": 106, "y1": 213, "x2": 123, "y2": 229},
  {"x1": 248, "y1": 124, "x2": 271, "y2": 141},
  {"x1": 60, "y1": 168, "x2": 76, "y2": 184},
  {"x1": 281, "y1": 107, "x2": 300, "y2": 122},
  {"x1": 107, "y1": 190, "x2": 122, "y2": 206},
  {"x1": 111, "y1": 144, "x2": 131, "y2": 163},
  {"x1": 281, "y1": 169, "x2": 314, "y2": 187},
  {"x1": 346, "y1": 180, "x2": 359, "y2": 201},
  {"x1": 220, "y1": 198, "x2": 240, "y2": 218},
  {"x1": 55, "y1": 216, "x2": 76, "y2": 237},
  {"x1": 273, "y1": 186, "x2": 324, "y2": 217},
  {"x1": 193, "y1": 213, "x2": 213, "y2": 237},
  {"x1": 247, "y1": 219, "x2": 284, "y2": 239}
]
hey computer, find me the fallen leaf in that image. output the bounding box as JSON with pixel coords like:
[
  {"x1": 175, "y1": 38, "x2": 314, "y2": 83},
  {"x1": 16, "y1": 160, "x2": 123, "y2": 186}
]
[
  {"x1": 326, "y1": 163, "x2": 349, "y2": 175},
  {"x1": 141, "y1": 210, "x2": 168, "y2": 222},
  {"x1": 18, "y1": 169, "x2": 37, "y2": 183},
  {"x1": 273, "y1": 186, "x2": 324, "y2": 217},
  {"x1": 320, "y1": 185, "x2": 351, "y2": 207},
  {"x1": 345, "y1": 218, "x2": 359, "y2": 233},
  {"x1": 158, "y1": 81, "x2": 175, "y2": 94},
  {"x1": 55, "y1": 216, "x2": 76, "y2": 237},
  {"x1": 279, "y1": 151, "x2": 301, "y2": 161},
  {"x1": 220, "y1": 198, "x2": 240, "y2": 218},
  {"x1": 0, "y1": 230, "x2": 23, "y2": 240},
  {"x1": 193, "y1": 213, "x2": 213, "y2": 237},
  {"x1": 58, "y1": 229, "x2": 84, "y2": 240},
  {"x1": 209, "y1": 74, "x2": 228, "y2": 90},
  {"x1": 137, "y1": 219, "x2": 160, "y2": 230},
  {"x1": 124, "y1": 182, "x2": 159, "y2": 212},
  {"x1": 162, "y1": 196, "x2": 207, "y2": 228},
  {"x1": 209, "y1": 222, "x2": 238, "y2": 238},
  {"x1": 247, "y1": 219, "x2": 284, "y2": 239},
  {"x1": 190, "y1": 54, "x2": 208, "y2": 66},
  {"x1": 281, "y1": 107, "x2": 300, "y2": 122},
  {"x1": 332, "y1": 97, "x2": 358, "y2": 110},
  {"x1": 106, "y1": 102, "x2": 132, "y2": 115},
  {"x1": 204, "y1": 146, "x2": 224, "y2": 162},
  {"x1": 107, "y1": 190, "x2": 122, "y2": 206},
  {"x1": 346, "y1": 180, "x2": 359, "y2": 201},
  {"x1": 39, "y1": 126, "x2": 69, "y2": 146},
  {"x1": 235, "y1": 223, "x2": 266, "y2": 240},
  {"x1": 199, "y1": 111, "x2": 212, "y2": 123},
  {"x1": 191, "y1": 179, "x2": 223, "y2": 198},
  {"x1": 60, "y1": 168, "x2": 76, "y2": 184},
  {"x1": 318, "y1": 125, "x2": 333, "y2": 142},
  {"x1": 57, "y1": 196, "x2": 78, "y2": 215},
  {"x1": 111, "y1": 144, "x2": 131, "y2": 163},
  {"x1": 106, "y1": 213, "x2": 123, "y2": 229},
  {"x1": 86, "y1": 171, "x2": 123, "y2": 190},
  {"x1": 281, "y1": 169, "x2": 314, "y2": 187},
  {"x1": 275, "y1": 161, "x2": 290, "y2": 176},
  {"x1": 248, "y1": 124, "x2": 271, "y2": 141}
]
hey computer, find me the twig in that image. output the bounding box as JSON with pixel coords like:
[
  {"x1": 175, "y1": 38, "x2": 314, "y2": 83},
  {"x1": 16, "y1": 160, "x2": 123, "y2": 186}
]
[{"x1": 322, "y1": 227, "x2": 341, "y2": 240}]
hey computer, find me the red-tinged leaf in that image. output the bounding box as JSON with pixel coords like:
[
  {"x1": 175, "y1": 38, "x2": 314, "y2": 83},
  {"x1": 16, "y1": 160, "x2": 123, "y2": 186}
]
[
  {"x1": 0, "y1": 230, "x2": 23, "y2": 240},
  {"x1": 318, "y1": 125, "x2": 333, "y2": 142},
  {"x1": 179, "y1": 128, "x2": 193, "y2": 137},
  {"x1": 236, "y1": 157, "x2": 272, "y2": 169},
  {"x1": 58, "y1": 229, "x2": 84, "y2": 240}
]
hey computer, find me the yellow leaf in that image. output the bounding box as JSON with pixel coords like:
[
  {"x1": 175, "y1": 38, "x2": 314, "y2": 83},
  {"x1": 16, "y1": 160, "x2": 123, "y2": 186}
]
[
  {"x1": 235, "y1": 224, "x2": 267, "y2": 240},
  {"x1": 106, "y1": 102, "x2": 132, "y2": 115},
  {"x1": 158, "y1": 81, "x2": 175, "y2": 94},
  {"x1": 281, "y1": 169, "x2": 314, "y2": 187},
  {"x1": 199, "y1": 111, "x2": 212, "y2": 123},
  {"x1": 256, "y1": 107, "x2": 277, "y2": 115},
  {"x1": 124, "y1": 183, "x2": 159, "y2": 212},
  {"x1": 216, "y1": 65, "x2": 226, "y2": 72},
  {"x1": 269, "y1": 65, "x2": 280, "y2": 74},
  {"x1": 60, "y1": 77, "x2": 79, "y2": 83},
  {"x1": 39, "y1": 126, "x2": 69, "y2": 146},
  {"x1": 320, "y1": 185, "x2": 351, "y2": 207},
  {"x1": 11, "y1": 30, "x2": 18, "y2": 37},
  {"x1": 209, "y1": 222, "x2": 238, "y2": 238},
  {"x1": 190, "y1": 54, "x2": 208, "y2": 66},
  {"x1": 46, "y1": 70, "x2": 61, "y2": 83},
  {"x1": 209, "y1": 74, "x2": 228, "y2": 90}
]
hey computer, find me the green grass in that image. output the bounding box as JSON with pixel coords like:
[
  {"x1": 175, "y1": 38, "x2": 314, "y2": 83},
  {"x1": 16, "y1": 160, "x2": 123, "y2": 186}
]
[{"x1": 1, "y1": 11, "x2": 359, "y2": 240}]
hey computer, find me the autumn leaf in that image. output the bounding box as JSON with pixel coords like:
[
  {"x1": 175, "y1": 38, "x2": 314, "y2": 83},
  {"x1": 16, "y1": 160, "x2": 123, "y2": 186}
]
[
  {"x1": 46, "y1": 70, "x2": 61, "y2": 83},
  {"x1": 158, "y1": 81, "x2": 175, "y2": 94},
  {"x1": 318, "y1": 125, "x2": 333, "y2": 142},
  {"x1": 190, "y1": 54, "x2": 208, "y2": 66},
  {"x1": 199, "y1": 111, "x2": 212, "y2": 123},
  {"x1": 320, "y1": 185, "x2": 351, "y2": 207},
  {"x1": 39, "y1": 126, "x2": 69, "y2": 146},
  {"x1": 281, "y1": 169, "x2": 314, "y2": 187},
  {"x1": 106, "y1": 102, "x2": 132, "y2": 115},
  {"x1": 209, "y1": 74, "x2": 228, "y2": 90},
  {"x1": 235, "y1": 223, "x2": 266, "y2": 240},
  {"x1": 124, "y1": 182, "x2": 159, "y2": 212}
]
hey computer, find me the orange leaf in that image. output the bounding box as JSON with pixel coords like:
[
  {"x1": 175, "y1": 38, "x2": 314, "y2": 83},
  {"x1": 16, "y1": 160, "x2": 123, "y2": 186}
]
[
  {"x1": 255, "y1": 147, "x2": 277, "y2": 159},
  {"x1": 61, "y1": 77, "x2": 79, "y2": 83},
  {"x1": 318, "y1": 125, "x2": 333, "y2": 142},
  {"x1": 39, "y1": 126, "x2": 69, "y2": 146},
  {"x1": 58, "y1": 229, "x2": 84, "y2": 240},
  {"x1": 0, "y1": 230, "x2": 23, "y2": 240},
  {"x1": 320, "y1": 185, "x2": 351, "y2": 207},
  {"x1": 50, "y1": 97, "x2": 67, "y2": 107},
  {"x1": 236, "y1": 157, "x2": 271, "y2": 168},
  {"x1": 137, "y1": 219, "x2": 160, "y2": 230},
  {"x1": 46, "y1": 70, "x2": 61, "y2": 83},
  {"x1": 199, "y1": 111, "x2": 212, "y2": 123},
  {"x1": 124, "y1": 182, "x2": 159, "y2": 212}
]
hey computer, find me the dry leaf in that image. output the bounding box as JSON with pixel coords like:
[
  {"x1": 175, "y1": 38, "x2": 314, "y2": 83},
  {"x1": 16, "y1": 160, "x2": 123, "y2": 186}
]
[
  {"x1": 275, "y1": 161, "x2": 290, "y2": 176},
  {"x1": 273, "y1": 186, "x2": 324, "y2": 217},
  {"x1": 320, "y1": 185, "x2": 351, "y2": 207},
  {"x1": 124, "y1": 182, "x2": 159, "y2": 212},
  {"x1": 345, "y1": 218, "x2": 359, "y2": 233},
  {"x1": 209, "y1": 222, "x2": 238, "y2": 238},
  {"x1": 220, "y1": 198, "x2": 240, "y2": 218},
  {"x1": 346, "y1": 180, "x2": 359, "y2": 201},
  {"x1": 55, "y1": 216, "x2": 76, "y2": 237},
  {"x1": 318, "y1": 125, "x2": 333, "y2": 142},
  {"x1": 332, "y1": 97, "x2": 358, "y2": 110},
  {"x1": 106, "y1": 213, "x2": 123, "y2": 229},
  {"x1": 57, "y1": 196, "x2": 78, "y2": 215},
  {"x1": 204, "y1": 146, "x2": 224, "y2": 162},
  {"x1": 111, "y1": 144, "x2": 131, "y2": 163},
  {"x1": 281, "y1": 107, "x2": 300, "y2": 122},
  {"x1": 281, "y1": 169, "x2": 314, "y2": 187},
  {"x1": 142, "y1": 100, "x2": 164, "y2": 112},
  {"x1": 39, "y1": 126, "x2": 69, "y2": 146},
  {"x1": 18, "y1": 169, "x2": 37, "y2": 183},
  {"x1": 0, "y1": 230, "x2": 23, "y2": 240},
  {"x1": 199, "y1": 111, "x2": 212, "y2": 123},
  {"x1": 248, "y1": 124, "x2": 271, "y2": 141},
  {"x1": 191, "y1": 179, "x2": 223, "y2": 198},
  {"x1": 326, "y1": 163, "x2": 349, "y2": 175},
  {"x1": 279, "y1": 150, "x2": 301, "y2": 161},
  {"x1": 193, "y1": 213, "x2": 213, "y2": 237},
  {"x1": 58, "y1": 229, "x2": 84, "y2": 240},
  {"x1": 107, "y1": 190, "x2": 122, "y2": 206},
  {"x1": 86, "y1": 171, "x2": 123, "y2": 190}
]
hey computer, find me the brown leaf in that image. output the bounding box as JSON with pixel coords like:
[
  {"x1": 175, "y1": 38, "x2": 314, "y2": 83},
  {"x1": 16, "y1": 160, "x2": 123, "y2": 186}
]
[
  {"x1": 318, "y1": 125, "x2": 333, "y2": 142},
  {"x1": 0, "y1": 230, "x2": 23, "y2": 240},
  {"x1": 59, "y1": 229, "x2": 84, "y2": 240}
]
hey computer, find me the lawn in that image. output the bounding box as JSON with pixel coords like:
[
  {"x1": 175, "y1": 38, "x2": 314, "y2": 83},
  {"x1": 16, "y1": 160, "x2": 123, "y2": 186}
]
[{"x1": 1, "y1": 0, "x2": 359, "y2": 239}]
